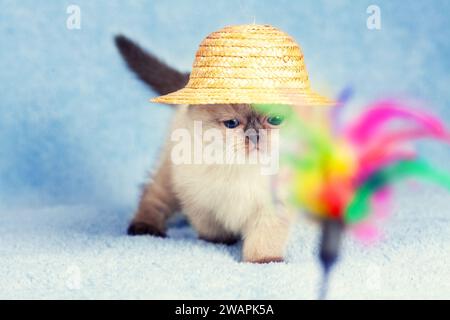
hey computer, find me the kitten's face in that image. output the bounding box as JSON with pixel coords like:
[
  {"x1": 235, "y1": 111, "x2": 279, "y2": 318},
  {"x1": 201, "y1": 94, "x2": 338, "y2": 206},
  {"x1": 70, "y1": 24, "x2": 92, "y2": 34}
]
[{"x1": 187, "y1": 104, "x2": 289, "y2": 158}]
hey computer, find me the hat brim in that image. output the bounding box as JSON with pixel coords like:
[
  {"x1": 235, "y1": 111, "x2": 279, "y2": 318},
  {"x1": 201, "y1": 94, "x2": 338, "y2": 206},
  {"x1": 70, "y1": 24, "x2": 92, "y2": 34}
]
[{"x1": 151, "y1": 88, "x2": 335, "y2": 106}]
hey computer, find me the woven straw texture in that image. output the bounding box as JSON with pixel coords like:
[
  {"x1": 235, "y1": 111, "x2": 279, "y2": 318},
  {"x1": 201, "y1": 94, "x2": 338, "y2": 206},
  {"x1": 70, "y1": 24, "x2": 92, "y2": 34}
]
[{"x1": 152, "y1": 24, "x2": 334, "y2": 106}]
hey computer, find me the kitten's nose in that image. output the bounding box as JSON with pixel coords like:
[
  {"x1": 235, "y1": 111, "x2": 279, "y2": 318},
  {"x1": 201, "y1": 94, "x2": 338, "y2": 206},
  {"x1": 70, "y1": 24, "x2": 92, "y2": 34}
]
[{"x1": 245, "y1": 132, "x2": 259, "y2": 145}]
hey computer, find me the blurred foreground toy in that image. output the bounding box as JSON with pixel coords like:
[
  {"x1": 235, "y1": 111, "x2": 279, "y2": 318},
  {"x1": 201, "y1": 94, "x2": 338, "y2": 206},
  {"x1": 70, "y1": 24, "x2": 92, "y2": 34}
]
[{"x1": 257, "y1": 91, "x2": 450, "y2": 299}]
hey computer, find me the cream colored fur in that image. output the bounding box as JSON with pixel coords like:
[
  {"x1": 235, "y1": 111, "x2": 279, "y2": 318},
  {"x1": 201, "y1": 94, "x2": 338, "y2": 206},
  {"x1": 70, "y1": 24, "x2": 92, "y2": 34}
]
[{"x1": 130, "y1": 105, "x2": 296, "y2": 263}]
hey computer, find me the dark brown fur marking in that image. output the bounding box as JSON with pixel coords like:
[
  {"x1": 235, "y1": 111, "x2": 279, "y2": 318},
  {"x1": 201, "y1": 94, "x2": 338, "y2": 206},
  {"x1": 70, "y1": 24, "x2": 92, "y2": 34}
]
[
  {"x1": 115, "y1": 35, "x2": 190, "y2": 96},
  {"x1": 127, "y1": 221, "x2": 166, "y2": 237}
]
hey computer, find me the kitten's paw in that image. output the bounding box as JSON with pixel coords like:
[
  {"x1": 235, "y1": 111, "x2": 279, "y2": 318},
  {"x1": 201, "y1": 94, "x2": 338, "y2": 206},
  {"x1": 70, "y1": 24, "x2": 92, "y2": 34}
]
[
  {"x1": 199, "y1": 235, "x2": 240, "y2": 246},
  {"x1": 246, "y1": 256, "x2": 284, "y2": 264},
  {"x1": 127, "y1": 221, "x2": 166, "y2": 237}
]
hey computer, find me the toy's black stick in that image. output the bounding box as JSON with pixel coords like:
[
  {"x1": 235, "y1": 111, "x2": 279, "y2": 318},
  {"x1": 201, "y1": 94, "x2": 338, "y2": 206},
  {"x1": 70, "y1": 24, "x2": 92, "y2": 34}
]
[{"x1": 318, "y1": 219, "x2": 344, "y2": 300}]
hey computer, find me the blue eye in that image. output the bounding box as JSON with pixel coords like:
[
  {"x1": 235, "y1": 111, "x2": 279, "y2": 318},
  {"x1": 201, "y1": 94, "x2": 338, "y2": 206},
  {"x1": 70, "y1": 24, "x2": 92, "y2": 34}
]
[
  {"x1": 223, "y1": 119, "x2": 240, "y2": 129},
  {"x1": 267, "y1": 115, "x2": 284, "y2": 126}
]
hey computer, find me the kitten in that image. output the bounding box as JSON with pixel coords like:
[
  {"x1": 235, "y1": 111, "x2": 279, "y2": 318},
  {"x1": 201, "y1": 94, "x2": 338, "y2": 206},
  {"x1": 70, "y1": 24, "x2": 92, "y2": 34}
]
[{"x1": 115, "y1": 35, "x2": 295, "y2": 263}]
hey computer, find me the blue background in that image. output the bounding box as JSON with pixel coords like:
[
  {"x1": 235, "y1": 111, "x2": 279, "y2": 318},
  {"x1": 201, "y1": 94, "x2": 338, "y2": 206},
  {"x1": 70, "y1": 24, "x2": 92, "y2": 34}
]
[{"x1": 1, "y1": 0, "x2": 449, "y2": 209}]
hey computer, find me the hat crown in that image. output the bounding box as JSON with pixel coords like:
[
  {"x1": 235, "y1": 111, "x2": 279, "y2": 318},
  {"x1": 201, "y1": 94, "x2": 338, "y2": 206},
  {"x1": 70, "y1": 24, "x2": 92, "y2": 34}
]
[
  {"x1": 187, "y1": 24, "x2": 311, "y2": 90},
  {"x1": 151, "y1": 24, "x2": 333, "y2": 106}
]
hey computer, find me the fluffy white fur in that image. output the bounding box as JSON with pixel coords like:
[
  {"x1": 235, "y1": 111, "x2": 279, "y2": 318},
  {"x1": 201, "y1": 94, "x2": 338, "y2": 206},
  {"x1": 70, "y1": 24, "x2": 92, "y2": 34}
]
[{"x1": 129, "y1": 105, "x2": 296, "y2": 263}]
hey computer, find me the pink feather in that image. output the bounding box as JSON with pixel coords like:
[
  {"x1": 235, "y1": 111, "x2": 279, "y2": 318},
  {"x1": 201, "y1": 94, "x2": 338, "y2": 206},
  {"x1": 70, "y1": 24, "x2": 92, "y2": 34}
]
[
  {"x1": 345, "y1": 100, "x2": 447, "y2": 145},
  {"x1": 357, "y1": 149, "x2": 416, "y2": 183},
  {"x1": 351, "y1": 223, "x2": 380, "y2": 245},
  {"x1": 351, "y1": 188, "x2": 391, "y2": 244}
]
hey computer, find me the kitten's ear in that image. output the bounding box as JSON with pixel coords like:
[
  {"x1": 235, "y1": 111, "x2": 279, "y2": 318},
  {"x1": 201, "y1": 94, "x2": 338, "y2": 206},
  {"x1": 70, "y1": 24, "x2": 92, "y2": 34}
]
[{"x1": 114, "y1": 35, "x2": 190, "y2": 97}]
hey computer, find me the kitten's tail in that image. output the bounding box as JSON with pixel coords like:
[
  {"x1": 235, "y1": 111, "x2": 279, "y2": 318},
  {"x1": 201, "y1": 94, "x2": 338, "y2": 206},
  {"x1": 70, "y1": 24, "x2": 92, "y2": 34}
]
[{"x1": 114, "y1": 35, "x2": 190, "y2": 96}]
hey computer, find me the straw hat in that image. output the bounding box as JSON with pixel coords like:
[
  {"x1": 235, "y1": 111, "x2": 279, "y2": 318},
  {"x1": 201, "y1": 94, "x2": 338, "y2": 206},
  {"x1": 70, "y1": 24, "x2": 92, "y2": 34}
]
[{"x1": 152, "y1": 24, "x2": 334, "y2": 106}]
